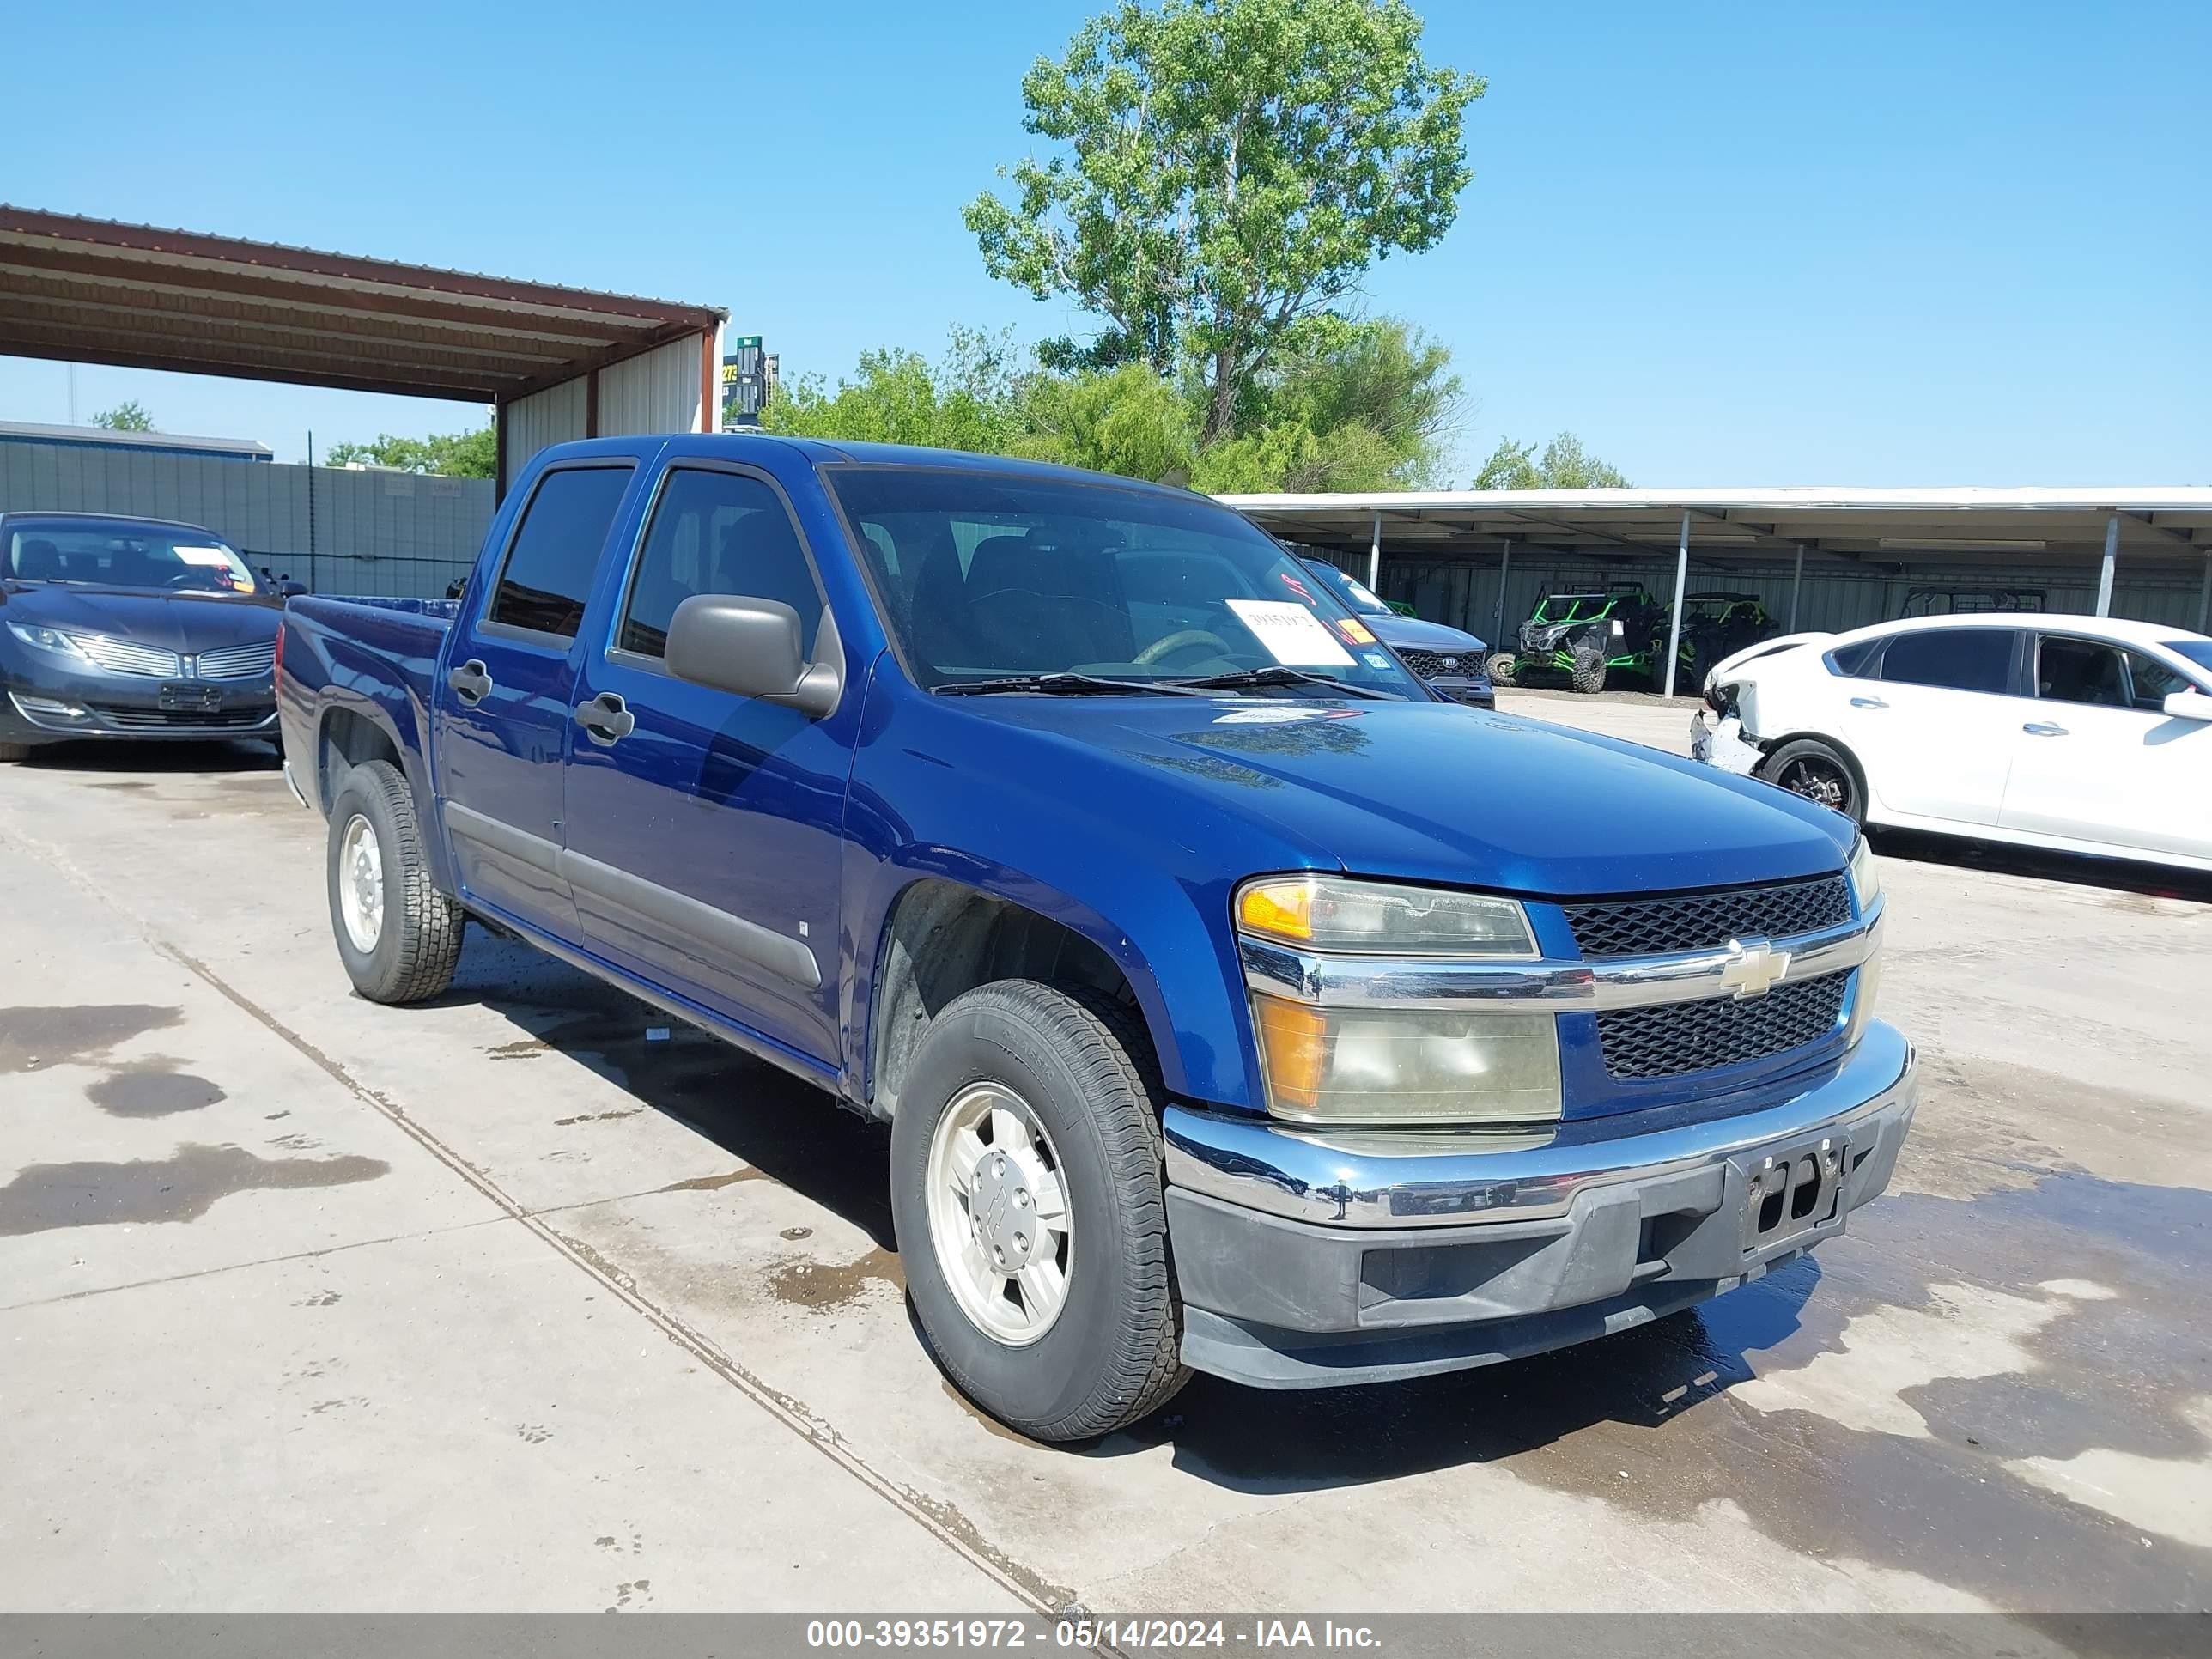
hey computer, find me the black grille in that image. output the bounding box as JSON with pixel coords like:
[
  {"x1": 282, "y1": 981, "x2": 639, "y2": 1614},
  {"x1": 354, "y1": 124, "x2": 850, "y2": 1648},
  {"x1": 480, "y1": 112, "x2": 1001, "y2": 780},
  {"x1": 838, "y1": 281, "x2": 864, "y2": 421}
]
[
  {"x1": 1596, "y1": 970, "x2": 1852, "y2": 1079},
  {"x1": 1564, "y1": 874, "x2": 1850, "y2": 958},
  {"x1": 93, "y1": 704, "x2": 273, "y2": 731}
]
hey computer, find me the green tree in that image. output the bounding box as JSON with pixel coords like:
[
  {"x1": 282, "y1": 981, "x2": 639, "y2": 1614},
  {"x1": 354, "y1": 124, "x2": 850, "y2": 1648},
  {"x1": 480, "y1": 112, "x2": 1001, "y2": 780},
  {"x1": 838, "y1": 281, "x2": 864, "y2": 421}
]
[
  {"x1": 324, "y1": 426, "x2": 495, "y2": 478},
  {"x1": 763, "y1": 328, "x2": 1035, "y2": 457},
  {"x1": 964, "y1": 0, "x2": 1481, "y2": 444},
  {"x1": 1473, "y1": 431, "x2": 1632, "y2": 490},
  {"x1": 92, "y1": 400, "x2": 154, "y2": 431}
]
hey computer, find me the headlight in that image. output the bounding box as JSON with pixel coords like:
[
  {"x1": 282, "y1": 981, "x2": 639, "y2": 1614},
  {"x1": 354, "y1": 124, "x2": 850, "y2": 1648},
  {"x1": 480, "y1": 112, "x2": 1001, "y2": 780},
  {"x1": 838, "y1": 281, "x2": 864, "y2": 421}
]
[
  {"x1": 7, "y1": 623, "x2": 89, "y2": 659},
  {"x1": 1236, "y1": 875, "x2": 1536, "y2": 957},
  {"x1": 1251, "y1": 996, "x2": 1562, "y2": 1125},
  {"x1": 1237, "y1": 875, "x2": 1559, "y2": 1124},
  {"x1": 1847, "y1": 836, "x2": 1881, "y2": 911}
]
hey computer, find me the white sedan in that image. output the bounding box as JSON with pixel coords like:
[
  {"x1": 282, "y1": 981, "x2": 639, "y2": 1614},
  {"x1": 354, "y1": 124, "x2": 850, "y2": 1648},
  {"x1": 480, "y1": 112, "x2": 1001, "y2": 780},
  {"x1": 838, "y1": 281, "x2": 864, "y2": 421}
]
[{"x1": 1692, "y1": 613, "x2": 2212, "y2": 872}]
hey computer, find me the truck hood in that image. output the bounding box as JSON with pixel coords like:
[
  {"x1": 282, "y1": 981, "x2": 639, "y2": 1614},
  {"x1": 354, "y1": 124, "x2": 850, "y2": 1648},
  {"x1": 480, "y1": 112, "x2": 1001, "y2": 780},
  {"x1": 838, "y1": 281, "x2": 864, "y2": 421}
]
[
  {"x1": 961, "y1": 696, "x2": 1853, "y2": 896},
  {"x1": 3, "y1": 583, "x2": 280, "y2": 654},
  {"x1": 1368, "y1": 612, "x2": 1488, "y2": 657}
]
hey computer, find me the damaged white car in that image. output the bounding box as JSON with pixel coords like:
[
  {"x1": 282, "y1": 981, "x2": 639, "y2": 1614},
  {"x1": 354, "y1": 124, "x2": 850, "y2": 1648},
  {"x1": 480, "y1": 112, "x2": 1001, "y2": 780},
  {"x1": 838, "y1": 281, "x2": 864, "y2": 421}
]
[{"x1": 1692, "y1": 613, "x2": 2212, "y2": 872}]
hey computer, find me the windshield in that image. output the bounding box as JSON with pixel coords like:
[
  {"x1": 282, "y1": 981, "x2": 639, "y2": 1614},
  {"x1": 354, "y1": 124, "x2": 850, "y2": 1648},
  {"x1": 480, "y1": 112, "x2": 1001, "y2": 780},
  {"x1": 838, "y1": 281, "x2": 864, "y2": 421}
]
[
  {"x1": 1300, "y1": 558, "x2": 1393, "y2": 617},
  {"x1": 829, "y1": 468, "x2": 1423, "y2": 697},
  {"x1": 4, "y1": 522, "x2": 260, "y2": 596},
  {"x1": 2163, "y1": 640, "x2": 2212, "y2": 678}
]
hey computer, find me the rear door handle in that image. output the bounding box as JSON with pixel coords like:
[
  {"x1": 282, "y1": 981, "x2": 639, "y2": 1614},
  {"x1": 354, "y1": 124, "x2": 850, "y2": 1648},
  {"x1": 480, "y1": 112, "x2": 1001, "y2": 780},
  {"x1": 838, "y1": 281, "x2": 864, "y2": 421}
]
[
  {"x1": 2022, "y1": 720, "x2": 2068, "y2": 737},
  {"x1": 574, "y1": 691, "x2": 635, "y2": 745},
  {"x1": 1849, "y1": 696, "x2": 1888, "y2": 709},
  {"x1": 447, "y1": 659, "x2": 492, "y2": 704}
]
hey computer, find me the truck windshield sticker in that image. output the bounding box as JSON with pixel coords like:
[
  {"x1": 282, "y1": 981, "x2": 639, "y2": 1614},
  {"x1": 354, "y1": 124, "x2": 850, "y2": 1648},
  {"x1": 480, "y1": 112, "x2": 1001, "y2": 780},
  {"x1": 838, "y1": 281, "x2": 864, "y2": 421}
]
[
  {"x1": 1226, "y1": 599, "x2": 1356, "y2": 667},
  {"x1": 1335, "y1": 617, "x2": 1378, "y2": 645}
]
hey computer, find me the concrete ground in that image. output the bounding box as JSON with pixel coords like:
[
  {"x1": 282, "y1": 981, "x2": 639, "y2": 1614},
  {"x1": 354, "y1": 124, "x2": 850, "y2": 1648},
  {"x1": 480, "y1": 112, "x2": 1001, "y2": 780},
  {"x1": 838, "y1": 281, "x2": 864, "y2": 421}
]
[{"x1": 2, "y1": 697, "x2": 2208, "y2": 1621}]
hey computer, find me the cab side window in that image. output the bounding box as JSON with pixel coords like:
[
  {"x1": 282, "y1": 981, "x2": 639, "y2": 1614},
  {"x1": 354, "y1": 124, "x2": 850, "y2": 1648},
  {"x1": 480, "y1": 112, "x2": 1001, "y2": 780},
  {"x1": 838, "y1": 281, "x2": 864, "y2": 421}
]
[
  {"x1": 486, "y1": 465, "x2": 635, "y2": 639},
  {"x1": 618, "y1": 469, "x2": 824, "y2": 661},
  {"x1": 2035, "y1": 635, "x2": 2130, "y2": 708},
  {"x1": 1877, "y1": 628, "x2": 2016, "y2": 695}
]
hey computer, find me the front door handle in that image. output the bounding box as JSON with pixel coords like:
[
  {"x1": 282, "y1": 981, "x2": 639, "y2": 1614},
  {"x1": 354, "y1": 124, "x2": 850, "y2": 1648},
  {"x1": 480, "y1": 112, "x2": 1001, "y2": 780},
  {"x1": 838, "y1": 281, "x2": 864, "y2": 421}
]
[
  {"x1": 447, "y1": 659, "x2": 492, "y2": 704},
  {"x1": 1849, "y1": 696, "x2": 1888, "y2": 709},
  {"x1": 2022, "y1": 720, "x2": 2068, "y2": 737},
  {"x1": 574, "y1": 691, "x2": 635, "y2": 745}
]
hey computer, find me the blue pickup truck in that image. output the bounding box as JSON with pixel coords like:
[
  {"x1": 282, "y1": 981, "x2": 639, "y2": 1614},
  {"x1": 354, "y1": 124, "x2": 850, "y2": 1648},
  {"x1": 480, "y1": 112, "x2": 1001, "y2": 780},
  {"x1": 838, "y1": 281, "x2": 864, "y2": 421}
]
[{"x1": 277, "y1": 434, "x2": 1914, "y2": 1443}]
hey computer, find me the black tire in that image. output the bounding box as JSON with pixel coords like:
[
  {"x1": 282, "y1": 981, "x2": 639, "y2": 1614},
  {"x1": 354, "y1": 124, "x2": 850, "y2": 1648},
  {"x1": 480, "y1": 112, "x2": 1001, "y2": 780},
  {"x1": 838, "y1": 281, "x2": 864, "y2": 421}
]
[
  {"x1": 1761, "y1": 738, "x2": 1865, "y2": 826},
  {"x1": 325, "y1": 758, "x2": 465, "y2": 1003},
  {"x1": 0, "y1": 742, "x2": 29, "y2": 763},
  {"x1": 1485, "y1": 652, "x2": 1517, "y2": 686},
  {"x1": 891, "y1": 979, "x2": 1188, "y2": 1443},
  {"x1": 1570, "y1": 641, "x2": 1608, "y2": 694}
]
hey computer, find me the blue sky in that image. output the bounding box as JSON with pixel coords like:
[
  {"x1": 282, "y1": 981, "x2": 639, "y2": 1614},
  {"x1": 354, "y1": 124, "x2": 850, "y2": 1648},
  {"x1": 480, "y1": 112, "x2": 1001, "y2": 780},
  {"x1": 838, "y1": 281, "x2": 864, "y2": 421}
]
[{"x1": 5, "y1": 0, "x2": 2205, "y2": 482}]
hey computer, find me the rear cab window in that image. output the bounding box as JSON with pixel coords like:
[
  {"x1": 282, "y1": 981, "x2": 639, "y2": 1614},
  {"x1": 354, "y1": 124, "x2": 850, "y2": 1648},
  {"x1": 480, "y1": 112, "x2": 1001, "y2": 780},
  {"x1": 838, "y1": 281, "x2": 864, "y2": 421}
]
[{"x1": 483, "y1": 465, "x2": 637, "y2": 640}]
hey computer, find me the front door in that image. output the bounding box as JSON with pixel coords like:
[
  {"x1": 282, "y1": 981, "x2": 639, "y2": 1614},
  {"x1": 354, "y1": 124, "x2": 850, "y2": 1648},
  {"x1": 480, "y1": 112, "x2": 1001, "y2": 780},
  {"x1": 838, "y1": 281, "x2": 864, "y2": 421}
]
[
  {"x1": 1841, "y1": 626, "x2": 2023, "y2": 825},
  {"x1": 434, "y1": 459, "x2": 639, "y2": 934},
  {"x1": 1999, "y1": 634, "x2": 2212, "y2": 861},
  {"x1": 559, "y1": 462, "x2": 852, "y2": 1071}
]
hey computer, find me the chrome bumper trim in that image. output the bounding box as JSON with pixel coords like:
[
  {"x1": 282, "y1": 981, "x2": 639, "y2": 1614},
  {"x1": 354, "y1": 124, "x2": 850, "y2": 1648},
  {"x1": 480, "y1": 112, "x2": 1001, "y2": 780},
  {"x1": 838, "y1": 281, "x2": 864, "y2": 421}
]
[
  {"x1": 282, "y1": 759, "x2": 310, "y2": 810},
  {"x1": 1239, "y1": 898, "x2": 1881, "y2": 1014},
  {"x1": 1164, "y1": 1018, "x2": 1915, "y2": 1230}
]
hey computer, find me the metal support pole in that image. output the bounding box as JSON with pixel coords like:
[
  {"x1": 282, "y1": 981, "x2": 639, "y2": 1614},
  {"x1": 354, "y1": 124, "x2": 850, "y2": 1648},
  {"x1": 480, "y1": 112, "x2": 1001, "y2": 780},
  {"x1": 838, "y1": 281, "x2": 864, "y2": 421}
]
[
  {"x1": 1788, "y1": 543, "x2": 1805, "y2": 632},
  {"x1": 1493, "y1": 539, "x2": 1512, "y2": 643},
  {"x1": 1663, "y1": 512, "x2": 1691, "y2": 699},
  {"x1": 2197, "y1": 555, "x2": 2210, "y2": 635},
  {"x1": 1367, "y1": 512, "x2": 1382, "y2": 594},
  {"x1": 2095, "y1": 514, "x2": 2118, "y2": 617}
]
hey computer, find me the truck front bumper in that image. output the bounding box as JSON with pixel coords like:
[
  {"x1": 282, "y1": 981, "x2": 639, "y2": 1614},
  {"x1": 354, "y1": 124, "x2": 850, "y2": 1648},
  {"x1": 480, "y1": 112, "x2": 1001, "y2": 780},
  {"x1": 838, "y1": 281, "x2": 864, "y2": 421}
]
[{"x1": 1161, "y1": 1019, "x2": 1915, "y2": 1389}]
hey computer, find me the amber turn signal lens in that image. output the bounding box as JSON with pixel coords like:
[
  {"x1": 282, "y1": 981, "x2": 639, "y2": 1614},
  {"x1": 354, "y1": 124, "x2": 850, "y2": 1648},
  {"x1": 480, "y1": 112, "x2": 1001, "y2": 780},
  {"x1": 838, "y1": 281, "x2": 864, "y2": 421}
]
[
  {"x1": 1250, "y1": 994, "x2": 1331, "y2": 1115},
  {"x1": 1237, "y1": 877, "x2": 1319, "y2": 942}
]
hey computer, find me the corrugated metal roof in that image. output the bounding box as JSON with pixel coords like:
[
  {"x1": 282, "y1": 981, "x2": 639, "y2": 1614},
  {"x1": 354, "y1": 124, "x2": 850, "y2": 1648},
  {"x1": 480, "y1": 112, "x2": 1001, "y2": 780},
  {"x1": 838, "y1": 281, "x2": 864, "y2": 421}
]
[
  {"x1": 0, "y1": 205, "x2": 726, "y2": 404},
  {"x1": 0, "y1": 420, "x2": 272, "y2": 459}
]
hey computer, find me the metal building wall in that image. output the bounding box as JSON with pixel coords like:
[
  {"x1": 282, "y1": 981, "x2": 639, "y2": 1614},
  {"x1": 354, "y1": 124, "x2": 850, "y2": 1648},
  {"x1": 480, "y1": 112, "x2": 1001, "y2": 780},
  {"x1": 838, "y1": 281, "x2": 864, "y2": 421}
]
[
  {"x1": 0, "y1": 440, "x2": 491, "y2": 599},
  {"x1": 503, "y1": 378, "x2": 588, "y2": 479},
  {"x1": 1379, "y1": 550, "x2": 2209, "y2": 647},
  {"x1": 598, "y1": 336, "x2": 705, "y2": 436}
]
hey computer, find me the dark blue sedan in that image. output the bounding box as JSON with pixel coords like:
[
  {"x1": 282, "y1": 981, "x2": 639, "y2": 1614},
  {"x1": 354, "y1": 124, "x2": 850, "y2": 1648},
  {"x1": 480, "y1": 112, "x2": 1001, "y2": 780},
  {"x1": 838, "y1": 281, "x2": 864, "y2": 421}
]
[
  {"x1": 0, "y1": 512, "x2": 289, "y2": 760},
  {"x1": 1299, "y1": 556, "x2": 1494, "y2": 707}
]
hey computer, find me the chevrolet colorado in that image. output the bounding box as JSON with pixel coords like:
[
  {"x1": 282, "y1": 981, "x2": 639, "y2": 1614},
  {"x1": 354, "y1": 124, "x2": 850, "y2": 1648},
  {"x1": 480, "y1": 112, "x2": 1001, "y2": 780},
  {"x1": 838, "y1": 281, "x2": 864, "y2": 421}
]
[{"x1": 277, "y1": 434, "x2": 1915, "y2": 1442}]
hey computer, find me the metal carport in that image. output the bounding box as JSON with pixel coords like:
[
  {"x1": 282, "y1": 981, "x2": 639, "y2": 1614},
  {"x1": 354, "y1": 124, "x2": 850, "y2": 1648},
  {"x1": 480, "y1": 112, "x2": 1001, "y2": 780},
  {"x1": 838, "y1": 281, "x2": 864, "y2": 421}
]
[
  {"x1": 0, "y1": 205, "x2": 726, "y2": 497},
  {"x1": 1224, "y1": 487, "x2": 2212, "y2": 695}
]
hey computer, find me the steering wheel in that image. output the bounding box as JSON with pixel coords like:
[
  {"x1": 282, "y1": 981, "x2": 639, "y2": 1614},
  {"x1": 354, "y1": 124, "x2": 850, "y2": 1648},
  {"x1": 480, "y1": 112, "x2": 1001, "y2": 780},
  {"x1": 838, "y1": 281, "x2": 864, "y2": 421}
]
[
  {"x1": 165, "y1": 572, "x2": 210, "y2": 590},
  {"x1": 1135, "y1": 629, "x2": 1234, "y2": 667}
]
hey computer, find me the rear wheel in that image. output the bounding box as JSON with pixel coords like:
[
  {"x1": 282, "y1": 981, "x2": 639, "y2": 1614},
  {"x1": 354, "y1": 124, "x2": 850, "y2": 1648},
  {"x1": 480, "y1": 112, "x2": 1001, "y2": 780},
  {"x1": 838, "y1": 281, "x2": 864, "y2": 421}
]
[
  {"x1": 1570, "y1": 641, "x2": 1608, "y2": 694},
  {"x1": 891, "y1": 979, "x2": 1188, "y2": 1443},
  {"x1": 1486, "y1": 652, "x2": 1517, "y2": 686},
  {"x1": 1763, "y1": 738, "x2": 1864, "y2": 825},
  {"x1": 325, "y1": 759, "x2": 465, "y2": 1003}
]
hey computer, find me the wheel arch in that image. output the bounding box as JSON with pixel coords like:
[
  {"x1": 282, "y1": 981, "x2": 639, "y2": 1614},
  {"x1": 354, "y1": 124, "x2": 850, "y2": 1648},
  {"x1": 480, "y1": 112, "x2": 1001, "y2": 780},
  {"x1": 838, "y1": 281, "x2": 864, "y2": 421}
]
[
  {"x1": 314, "y1": 700, "x2": 457, "y2": 894},
  {"x1": 1758, "y1": 729, "x2": 1874, "y2": 817},
  {"x1": 864, "y1": 876, "x2": 1182, "y2": 1123}
]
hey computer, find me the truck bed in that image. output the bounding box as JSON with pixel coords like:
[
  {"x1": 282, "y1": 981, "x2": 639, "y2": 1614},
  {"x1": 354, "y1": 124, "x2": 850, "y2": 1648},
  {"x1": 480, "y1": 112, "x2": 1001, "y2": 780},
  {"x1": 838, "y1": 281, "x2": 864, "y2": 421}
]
[{"x1": 276, "y1": 594, "x2": 459, "y2": 806}]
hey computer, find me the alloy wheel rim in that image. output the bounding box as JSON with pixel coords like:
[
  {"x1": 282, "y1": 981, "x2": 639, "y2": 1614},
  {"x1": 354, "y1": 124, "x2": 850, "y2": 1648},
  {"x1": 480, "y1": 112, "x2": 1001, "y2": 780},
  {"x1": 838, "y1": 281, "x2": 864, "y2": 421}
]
[
  {"x1": 1783, "y1": 759, "x2": 1848, "y2": 811},
  {"x1": 337, "y1": 813, "x2": 385, "y2": 954},
  {"x1": 925, "y1": 1083, "x2": 1073, "y2": 1346}
]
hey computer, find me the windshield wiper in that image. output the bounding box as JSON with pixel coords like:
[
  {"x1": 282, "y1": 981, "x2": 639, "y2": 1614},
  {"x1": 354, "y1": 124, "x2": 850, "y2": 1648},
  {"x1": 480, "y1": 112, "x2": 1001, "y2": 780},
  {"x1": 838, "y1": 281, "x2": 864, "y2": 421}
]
[
  {"x1": 935, "y1": 672, "x2": 1210, "y2": 697},
  {"x1": 1169, "y1": 665, "x2": 1396, "y2": 700}
]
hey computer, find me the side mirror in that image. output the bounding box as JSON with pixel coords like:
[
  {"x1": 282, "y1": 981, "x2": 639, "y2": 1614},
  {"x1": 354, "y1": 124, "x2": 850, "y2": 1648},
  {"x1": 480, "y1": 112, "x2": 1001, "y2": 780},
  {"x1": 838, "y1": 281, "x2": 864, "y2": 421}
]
[
  {"x1": 665, "y1": 593, "x2": 842, "y2": 719},
  {"x1": 2162, "y1": 689, "x2": 2212, "y2": 722}
]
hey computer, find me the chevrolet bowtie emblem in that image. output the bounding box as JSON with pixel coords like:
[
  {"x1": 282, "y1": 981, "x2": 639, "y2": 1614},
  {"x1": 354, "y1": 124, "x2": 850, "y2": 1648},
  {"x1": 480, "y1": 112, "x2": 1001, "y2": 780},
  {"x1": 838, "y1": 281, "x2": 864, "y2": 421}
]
[{"x1": 1719, "y1": 937, "x2": 1790, "y2": 998}]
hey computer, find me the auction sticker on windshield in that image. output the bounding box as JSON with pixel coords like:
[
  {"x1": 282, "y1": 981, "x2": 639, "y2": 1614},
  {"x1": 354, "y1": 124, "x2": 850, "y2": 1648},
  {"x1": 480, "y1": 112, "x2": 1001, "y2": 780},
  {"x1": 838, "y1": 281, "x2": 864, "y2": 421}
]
[{"x1": 1225, "y1": 599, "x2": 1355, "y2": 667}]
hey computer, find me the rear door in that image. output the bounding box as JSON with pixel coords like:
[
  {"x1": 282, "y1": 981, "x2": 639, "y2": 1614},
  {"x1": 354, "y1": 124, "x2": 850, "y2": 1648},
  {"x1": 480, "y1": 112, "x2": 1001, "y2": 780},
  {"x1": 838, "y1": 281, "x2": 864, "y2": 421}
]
[
  {"x1": 557, "y1": 460, "x2": 852, "y2": 1071},
  {"x1": 1999, "y1": 634, "x2": 2212, "y2": 860},
  {"x1": 433, "y1": 459, "x2": 639, "y2": 934},
  {"x1": 1838, "y1": 626, "x2": 2024, "y2": 826}
]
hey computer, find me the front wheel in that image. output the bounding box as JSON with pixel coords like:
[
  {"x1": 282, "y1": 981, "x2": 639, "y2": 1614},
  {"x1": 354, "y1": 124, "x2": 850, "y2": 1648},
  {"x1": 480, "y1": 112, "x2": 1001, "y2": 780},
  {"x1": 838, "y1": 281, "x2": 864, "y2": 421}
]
[
  {"x1": 1570, "y1": 642, "x2": 1608, "y2": 694},
  {"x1": 1486, "y1": 652, "x2": 1517, "y2": 686},
  {"x1": 325, "y1": 759, "x2": 465, "y2": 1003},
  {"x1": 1762, "y1": 738, "x2": 1865, "y2": 825},
  {"x1": 891, "y1": 980, "x2": 1188, "y2": 1443},
  {"x1": 0, "y1": 742, "x2": 30, "y2": 763}
]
